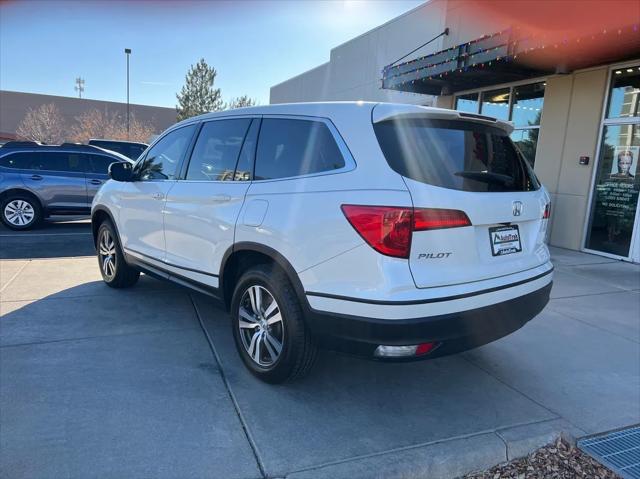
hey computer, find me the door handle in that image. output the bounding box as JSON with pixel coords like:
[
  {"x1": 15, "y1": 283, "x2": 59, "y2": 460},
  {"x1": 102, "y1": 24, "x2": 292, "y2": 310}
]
[
  {"x1": 210, "y1": 195, "x2": 231, "y2": 203},
  {"x1": 89, "y1": 179, "x2": 102, "y2": 185},
  {"x1": 30, "y1": 175, "x2": 43, "y2": 181},
  {"x1": 152, "y1": 192, "x2": 165, "y2": 200}
]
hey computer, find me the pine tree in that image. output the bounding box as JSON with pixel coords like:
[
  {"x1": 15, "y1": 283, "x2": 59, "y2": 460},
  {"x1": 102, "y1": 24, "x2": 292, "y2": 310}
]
[
  {"x1": 176, "y1": 59, "x2": 223, "y2": 121},
  {"x1": 226, "y1": 95, "x2": 257, "y2": 110}
]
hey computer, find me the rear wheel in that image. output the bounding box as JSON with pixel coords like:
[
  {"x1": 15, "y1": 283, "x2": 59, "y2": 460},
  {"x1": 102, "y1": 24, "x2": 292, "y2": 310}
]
[
  {"x1": 97, "y1": 220, "x2": 139, "y2": 288},
  {"x1": 1, "y1": 194, "x2": 42, "y2": 230},
  {"x1": 231, "y1": 264, "x2": 317, "y2": 383}
]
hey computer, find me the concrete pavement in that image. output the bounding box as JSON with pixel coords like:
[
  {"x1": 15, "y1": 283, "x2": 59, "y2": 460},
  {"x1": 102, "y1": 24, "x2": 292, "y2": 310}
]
[{"x1": 0, "y1": 220, "x2": 638, "y2": 478}]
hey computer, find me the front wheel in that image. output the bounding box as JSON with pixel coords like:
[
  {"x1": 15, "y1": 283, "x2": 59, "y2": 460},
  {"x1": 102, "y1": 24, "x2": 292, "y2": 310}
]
[
  {"x1": 97, "y1": 220, "x2": 140, "y2": 288},
  {"x1": 231, "y1": 265, "x2": 317, "y2": 383}
]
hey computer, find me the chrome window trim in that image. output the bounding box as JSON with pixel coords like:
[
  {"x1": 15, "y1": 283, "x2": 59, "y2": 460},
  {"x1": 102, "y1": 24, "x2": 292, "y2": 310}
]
[{"x1": 0, "y1": 149, "x2": 121, "y2": 175}]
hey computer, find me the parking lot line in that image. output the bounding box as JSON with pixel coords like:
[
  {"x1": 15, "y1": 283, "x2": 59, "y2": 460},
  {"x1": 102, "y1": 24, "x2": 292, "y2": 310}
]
[{"x1": 0, "y1": 260, "x2": 29, "y2": 293}]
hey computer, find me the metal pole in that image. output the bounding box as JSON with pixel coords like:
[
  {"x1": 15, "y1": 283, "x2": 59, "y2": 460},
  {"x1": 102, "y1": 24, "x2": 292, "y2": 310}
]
[{"x1": 125, "y1": 48, "x2": 131, "y2": 139}]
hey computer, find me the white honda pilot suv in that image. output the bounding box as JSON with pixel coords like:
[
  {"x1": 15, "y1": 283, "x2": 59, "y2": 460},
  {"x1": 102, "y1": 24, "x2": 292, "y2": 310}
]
[{"x1": 92, "y1": 102, "x2": 553, "y2": 383}]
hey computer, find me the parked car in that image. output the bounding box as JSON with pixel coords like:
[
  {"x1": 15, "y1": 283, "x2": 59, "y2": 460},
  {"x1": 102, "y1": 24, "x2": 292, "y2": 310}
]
[
  {"x1": 88, "y1": 139, "x2": 148, "y2": 160},
  {"x1": 91, "y1": 102, "x2": 553, "y2": 383},
  {"x1": 0, "y1": 141, "x2": 131, "y2": 230}
]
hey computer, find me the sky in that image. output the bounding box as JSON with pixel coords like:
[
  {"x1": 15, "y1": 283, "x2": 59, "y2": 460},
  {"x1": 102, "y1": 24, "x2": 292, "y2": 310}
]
[{"x1": 0, "y1": 0, "x2": 424, "y2": 108}]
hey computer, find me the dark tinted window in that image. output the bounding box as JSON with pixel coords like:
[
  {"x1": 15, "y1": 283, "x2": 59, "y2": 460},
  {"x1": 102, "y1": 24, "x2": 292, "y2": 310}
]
[
  {"x1": 0, "y1": 152, "x2": 41, "y2": 169},
  {"x1": 255, "y1": 119, "x2": 345, "y2": 180},
  {"x1": 87, "y1": 154, "x2": 118, "y2": 174},
  {"x1": 40, "y1": 152, "x2": 84, "y2": 172},
  {"x1": 137, "y1": 125, "x2": 196, "y2": 180},
  {"x1": 374, "y1": 119, "x2": 540, "y2": 192},
  {"x1": 186, "y1": 119, "x2": 251, "y2": 181},
  {"x1": 127, "y1": 144, "x2": 147, "y2": 159}
]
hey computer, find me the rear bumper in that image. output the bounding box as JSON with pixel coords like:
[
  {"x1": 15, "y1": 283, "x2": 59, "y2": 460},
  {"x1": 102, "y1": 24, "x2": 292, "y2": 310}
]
[{"x1": 304, "y1": 279, "x2": 552, "y2": 360}]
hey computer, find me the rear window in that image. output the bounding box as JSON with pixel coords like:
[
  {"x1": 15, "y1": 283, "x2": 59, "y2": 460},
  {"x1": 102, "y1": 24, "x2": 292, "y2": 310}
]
[{"x1": 374, "y1": 119, "x2": 540, "y2": 192}]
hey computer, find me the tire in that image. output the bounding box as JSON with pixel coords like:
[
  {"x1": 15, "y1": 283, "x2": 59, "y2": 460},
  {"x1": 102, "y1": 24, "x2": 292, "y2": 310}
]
[
  {"x1": 231, "y1": 264, "x2": 318, "y2": 383},
  {"x1": 97, "y1": 220, "x2": 140, "y2": 288},
  {"x1": 1, "y1": 194, "x2": 42, "y2": 230}
]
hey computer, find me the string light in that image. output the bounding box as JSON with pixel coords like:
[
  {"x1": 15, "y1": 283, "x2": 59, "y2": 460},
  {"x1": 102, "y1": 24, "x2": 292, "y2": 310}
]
[{"x1": 382, "y1": 24, "x2": 640, "y2": 89}]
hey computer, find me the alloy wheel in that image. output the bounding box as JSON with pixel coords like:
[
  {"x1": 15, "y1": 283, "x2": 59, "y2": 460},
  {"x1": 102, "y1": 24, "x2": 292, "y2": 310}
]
[
  {"x1": 99, "y1": 229, "x2": 117, "y2": 280},
  {"x1": 238, "y1": 285, "x2": 284, "y2": 367},
  {"x1": 3, "y1": 200, "x2": 35, "y2": 227}
]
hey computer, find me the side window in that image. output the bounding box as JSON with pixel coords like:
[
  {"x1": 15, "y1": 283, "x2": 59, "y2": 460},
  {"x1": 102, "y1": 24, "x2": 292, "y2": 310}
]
[
  {"x1": 137, "y1": 124, "x2": 196, "y2": 180},
  {"x1": 186, "y1": 119, "x2": 251, "y2": 181},
  {"x1": 0, "y1": 152, "x2": 41, "y2": 169},
  {"x1": 254, "y1": 119, "x2": 346, "y2": 180},
  {"x1": 87, "y1": 154, "x2": 118, "y2": 174},
  {"x1": 40, "y1": 152, "x2": 84, "y2": 172}
]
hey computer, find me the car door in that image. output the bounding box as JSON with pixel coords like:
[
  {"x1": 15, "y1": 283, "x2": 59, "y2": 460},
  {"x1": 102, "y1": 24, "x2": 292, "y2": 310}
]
[
  {"x1": 117, "y1": 124, "x2": 198, "y2": 262},
  {"x1": 163, "y1": 117, "x2": 258, "y2": 287},
  {"x1": 19, "y1": 151, "x2": 89, "y2": 213},
  {"x1": 84, "y1": 153, "x2": 119, "y2": 203}
]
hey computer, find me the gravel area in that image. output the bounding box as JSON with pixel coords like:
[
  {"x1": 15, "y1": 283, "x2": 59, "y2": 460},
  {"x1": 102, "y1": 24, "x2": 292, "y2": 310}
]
[{"x1": 464, "y1": 438, "x2": 621, "y2": 479}]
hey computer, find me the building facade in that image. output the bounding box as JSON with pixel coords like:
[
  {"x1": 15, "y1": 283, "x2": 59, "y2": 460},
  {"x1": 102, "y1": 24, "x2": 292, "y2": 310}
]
[
  {"x1": 0, "y1": 90, "x2": 176, "y2": 143},
  {"x1": 270, "y1": 0, "x2": 640, "y2": 262}
]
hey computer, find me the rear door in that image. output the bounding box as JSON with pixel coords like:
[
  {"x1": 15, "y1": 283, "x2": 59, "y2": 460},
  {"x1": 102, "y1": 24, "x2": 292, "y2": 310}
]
[
  {"x1": 19, "y1": 151, "x2": 89, "y2": 212},
  {"x1": 84, "y1": 153, "x2": 118, "y2": 203},
  {"x1": 373, "y1": 112, "x2": 550, "y2": 289}
]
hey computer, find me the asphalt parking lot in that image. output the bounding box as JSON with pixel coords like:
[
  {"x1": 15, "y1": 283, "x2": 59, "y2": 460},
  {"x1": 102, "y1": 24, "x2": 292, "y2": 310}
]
[{"x1": 1, "y1": 220, "x2": 639, "y2": 479}]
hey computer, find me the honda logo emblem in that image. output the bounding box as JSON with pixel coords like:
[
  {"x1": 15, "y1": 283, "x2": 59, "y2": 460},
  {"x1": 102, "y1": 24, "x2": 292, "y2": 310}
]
[{"x1": 512, "y1": 201, "x2": 523, "y2": 216}]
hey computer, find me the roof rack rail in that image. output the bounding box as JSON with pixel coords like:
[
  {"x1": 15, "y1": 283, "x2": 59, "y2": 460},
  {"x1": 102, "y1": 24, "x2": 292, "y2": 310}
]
[
  {"x1": 1, "y1": 140, "x2": 43, "y2": 149},
  {"x1": 59, "y1": 142, "x2": 93, "y2": 149}
]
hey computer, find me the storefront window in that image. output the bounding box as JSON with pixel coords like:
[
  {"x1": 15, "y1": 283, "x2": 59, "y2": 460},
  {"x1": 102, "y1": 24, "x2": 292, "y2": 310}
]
[
  {"x1": 455, "y1": 93, "x2": 479, "y2": 114},
  {"x1": 510, "y1": 128, "x2": 539, "y2": 166},
  {"x1": 511, "y1": 82, "x2": 545, "y2": 127},
  {"x1": 585, "y1": 124, "x2": 640, "y2": 257},
  {"x1": 586, "y1": 66, "x2": 640, "y2": 259},
  {"x1": 607, "y1": 67, "x2": 640, "y2": 119},
  {"x1": 480, "y1": 88, "x2": 510, "y2": 120}
]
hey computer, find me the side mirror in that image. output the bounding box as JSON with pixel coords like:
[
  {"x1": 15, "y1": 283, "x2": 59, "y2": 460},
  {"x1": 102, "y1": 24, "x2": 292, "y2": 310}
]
[{"x1": 109, "y1": 161, "x2": 134, "y2": 182}]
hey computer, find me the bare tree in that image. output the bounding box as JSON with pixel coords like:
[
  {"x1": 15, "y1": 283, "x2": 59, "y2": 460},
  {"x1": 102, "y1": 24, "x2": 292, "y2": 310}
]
[
  {"x1": 225, "y1": 95, "x2": 257, "y2": 110},
  {"x1": 16, "y1": 103, "x2": 66, "y2": 144},
  {"x1": 127, "y1": 115, "x2": 157, "y2": 144},
  {"x1": 69, "y1": 109, "x2": 156, "y2": 144},
  {"x1": 69, "y1": 109, "x2": 122, "y2": 143}
]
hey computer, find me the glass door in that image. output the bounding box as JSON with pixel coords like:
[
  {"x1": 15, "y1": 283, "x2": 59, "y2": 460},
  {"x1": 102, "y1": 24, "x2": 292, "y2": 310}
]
[{"x1": 585, "y1": 65, "x2": 640, "y2": 260}]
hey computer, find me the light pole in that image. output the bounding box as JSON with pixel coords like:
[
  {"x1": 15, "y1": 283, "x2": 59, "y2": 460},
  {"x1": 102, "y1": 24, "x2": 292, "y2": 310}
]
[{"x1": 125, "y1": 48, "x2": 131, "y2": 139}]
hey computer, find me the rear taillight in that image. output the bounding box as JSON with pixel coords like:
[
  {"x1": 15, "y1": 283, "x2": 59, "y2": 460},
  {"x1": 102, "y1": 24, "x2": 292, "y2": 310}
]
[
  {"x1": 341, "y1": 205, "x2": 412, "y2": 258},
  {"x1": 413, "y1": 208, "x2": 471, "y2": 231},
  {"x1": 543, "y1": 203, "x2": 551, "y2": 219},
  {"x1": 341, "y1": 205, "x2": 471, "y2": 259}
]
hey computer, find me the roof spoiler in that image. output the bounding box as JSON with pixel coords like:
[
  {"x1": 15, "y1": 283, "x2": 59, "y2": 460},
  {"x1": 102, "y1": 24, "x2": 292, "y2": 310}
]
[{"x1": 372, "y1": 103, "x2": 514, "y2": 133}]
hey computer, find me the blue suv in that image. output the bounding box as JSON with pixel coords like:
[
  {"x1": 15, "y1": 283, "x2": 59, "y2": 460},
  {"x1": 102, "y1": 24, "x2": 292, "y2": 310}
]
[{"x1": 0, "y1": 141, "x2": 131, "y2": 230}]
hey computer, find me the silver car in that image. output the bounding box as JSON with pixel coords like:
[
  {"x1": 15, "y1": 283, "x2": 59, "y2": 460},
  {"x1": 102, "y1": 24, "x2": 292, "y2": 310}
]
[{"x1": 0, "y1": 141, "x2": 131, "y2": 230}]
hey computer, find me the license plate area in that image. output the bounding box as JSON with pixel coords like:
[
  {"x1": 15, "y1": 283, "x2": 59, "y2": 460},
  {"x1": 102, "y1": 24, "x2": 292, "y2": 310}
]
[{"x1": 489, "y1": 225, "x2": 522, "y2": 256}]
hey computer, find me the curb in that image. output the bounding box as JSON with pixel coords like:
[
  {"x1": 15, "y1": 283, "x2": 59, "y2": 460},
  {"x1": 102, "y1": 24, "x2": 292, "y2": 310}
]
[{"x1": 284, "y1": 419, "x2": 583, "y2": 479}]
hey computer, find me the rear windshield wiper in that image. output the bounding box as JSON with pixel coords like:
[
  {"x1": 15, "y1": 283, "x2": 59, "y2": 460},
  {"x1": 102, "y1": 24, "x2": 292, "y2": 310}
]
[{"x1": 454, "y1": 170, "x2": 514, "y2": 186}]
